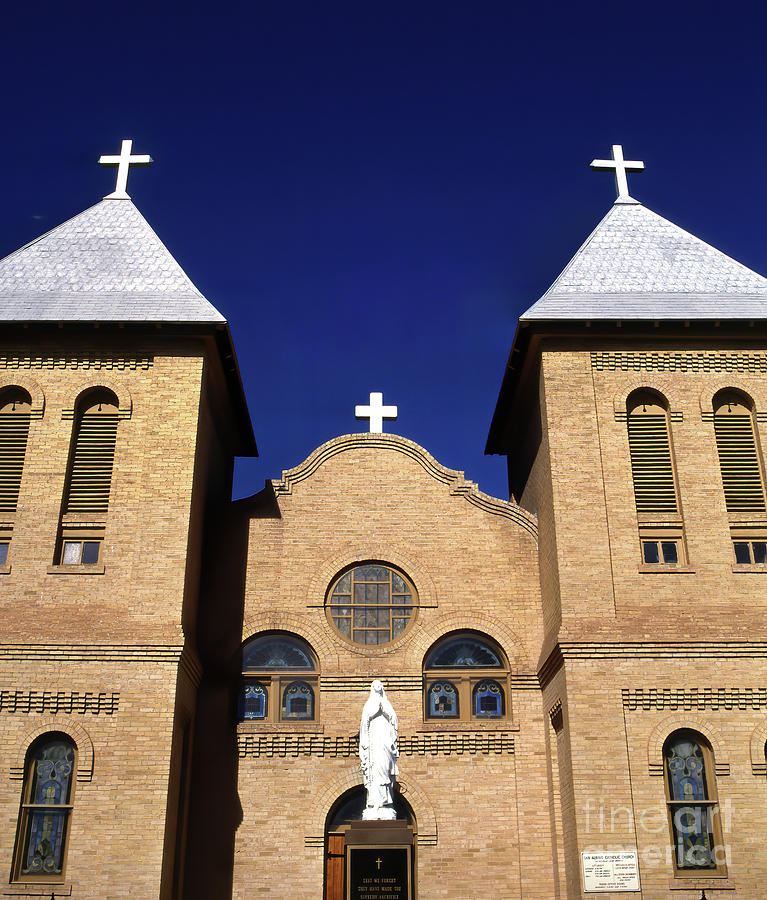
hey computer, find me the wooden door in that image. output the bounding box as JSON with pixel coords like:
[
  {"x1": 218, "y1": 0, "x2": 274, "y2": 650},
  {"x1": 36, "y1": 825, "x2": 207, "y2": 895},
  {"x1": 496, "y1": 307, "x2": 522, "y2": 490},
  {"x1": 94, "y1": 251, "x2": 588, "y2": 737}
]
[{"x1": 325, "y1": 832, "x2": 345, "y2": 900}]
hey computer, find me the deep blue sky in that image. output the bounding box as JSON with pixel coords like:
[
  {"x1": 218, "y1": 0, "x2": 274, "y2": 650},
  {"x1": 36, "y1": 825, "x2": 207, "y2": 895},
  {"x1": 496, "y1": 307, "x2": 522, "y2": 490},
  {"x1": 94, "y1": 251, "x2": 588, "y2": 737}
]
[{"x1": 2, "y1": 1, "x2": 766, "y2": 500}]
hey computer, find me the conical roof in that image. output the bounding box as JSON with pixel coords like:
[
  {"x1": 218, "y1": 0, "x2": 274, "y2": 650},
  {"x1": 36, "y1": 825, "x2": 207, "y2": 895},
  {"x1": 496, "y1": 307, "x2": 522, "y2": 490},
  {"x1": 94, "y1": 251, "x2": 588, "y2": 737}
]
[
  {"x1": 0, "y1": 198, "x2": 225, "y2": 323},
  {"x1": 522, "y1": 199, "x2": 767, "y2": 321}
]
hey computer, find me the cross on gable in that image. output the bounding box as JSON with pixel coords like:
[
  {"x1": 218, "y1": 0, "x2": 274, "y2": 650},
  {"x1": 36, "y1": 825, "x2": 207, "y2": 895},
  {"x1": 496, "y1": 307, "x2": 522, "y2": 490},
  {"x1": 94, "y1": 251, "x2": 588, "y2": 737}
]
[
  {"x1": 99, "y1": 139, "x2": 153, "y2": 200},
  {"x1": 590, "y1": 144, "x2": 644, "y2": 201},
  {"x1": 355, "y1": 392, "x2": 398, "y2": 433}
]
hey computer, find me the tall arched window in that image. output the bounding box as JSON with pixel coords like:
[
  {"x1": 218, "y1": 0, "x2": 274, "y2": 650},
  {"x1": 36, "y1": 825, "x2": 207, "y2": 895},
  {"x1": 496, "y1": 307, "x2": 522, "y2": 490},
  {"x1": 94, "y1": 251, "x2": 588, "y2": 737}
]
[
  {"x1": 627, "y1": 391, "x2": 684, "y2": 565},
  {"x1": 713, "y1": 391, "x2": 767, "y2": 565},
  {"x1": 57, "y1": 389, "x2": 120, "y2": 566},
  {"x1": 664, "y1": 730, "x2": 724, "y2": 874},
  {"x1": 13, "y1": 734, "x2": 76, "y2": 881},
  {"x1": 239, "y1": 632, "x2": 318, "y2": 722},
  {"x1": 423, "y1": 632, "x2": 510, "y2": 722},
  {"x1": 0, "y1": 387, "x2": 32, "y2": 567}
]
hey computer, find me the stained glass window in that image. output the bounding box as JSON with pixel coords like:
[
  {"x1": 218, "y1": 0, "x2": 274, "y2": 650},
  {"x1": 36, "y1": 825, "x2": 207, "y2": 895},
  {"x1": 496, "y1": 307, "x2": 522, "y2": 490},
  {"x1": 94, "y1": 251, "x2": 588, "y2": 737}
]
[
  {"x1": 428, "y1": 681, "x2": 458, "y2": 717},
  {"x1": 282, "y1": 681, "x2": 314, "y2": 719},
  {"x1": 425, "y1": 636, "x2": 502, "y2": 668},
  {"x1": 327, "y1": 564, "x2": 415, "y2": 645},
  {"x1": 424, "y1": 632, "x2": 509, "y2": 722},
  {"x1": 243, "y1": 635, "x2": 315, "y2": 671},
  {"x1": 664, "y1": 732, "x2": 719, "y2": 870},
  {"x1": 240, "y1": 681, "x2": 267, "y2": 719},
  {"x1": 473, "y1": 680, "x2": 504, "y2": 717},
  {"x1": 239, "y1": 633, "x2": 318, "y2": 723},
  {"x1": 15, "y1": 735, "x2": 75, "y2": 879}
]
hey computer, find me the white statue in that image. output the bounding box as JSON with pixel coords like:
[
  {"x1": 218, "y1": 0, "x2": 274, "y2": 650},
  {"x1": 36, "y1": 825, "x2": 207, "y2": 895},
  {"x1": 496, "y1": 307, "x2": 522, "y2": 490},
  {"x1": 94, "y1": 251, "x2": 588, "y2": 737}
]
[{"x1": 359, "y1": 680, "x2": 399, "y2": 820}]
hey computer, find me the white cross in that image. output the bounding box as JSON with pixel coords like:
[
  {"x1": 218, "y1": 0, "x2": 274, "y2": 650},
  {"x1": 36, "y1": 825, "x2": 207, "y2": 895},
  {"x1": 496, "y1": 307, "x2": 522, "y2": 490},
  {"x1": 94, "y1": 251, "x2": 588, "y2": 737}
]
[
  {"x1": 355, "y1": 392, "x2": 398, "y2": 433},
  {"x1": 590, "y1": 144, "x2": 644, "y2": 200},
  {"x1": 99, "y1": 139, "x2": 153, "y2": 199}
]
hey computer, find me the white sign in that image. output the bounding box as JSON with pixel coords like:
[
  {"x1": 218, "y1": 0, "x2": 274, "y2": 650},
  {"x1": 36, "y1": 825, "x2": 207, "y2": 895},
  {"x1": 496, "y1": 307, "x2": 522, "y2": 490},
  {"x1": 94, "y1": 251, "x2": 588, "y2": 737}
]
[{"x1": 581, "y1": 851, "x2": 640, "y2": 892}]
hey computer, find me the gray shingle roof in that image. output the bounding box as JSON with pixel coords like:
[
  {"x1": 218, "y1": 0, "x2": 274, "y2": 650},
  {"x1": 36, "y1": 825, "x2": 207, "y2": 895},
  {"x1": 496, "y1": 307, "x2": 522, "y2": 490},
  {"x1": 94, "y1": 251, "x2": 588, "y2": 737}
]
[
  {"x1": 522, "y1": 199, "x2": 767, "y2": 321},
  {"x1": 0, "y1": 198, "x2": 225, "y2": 323}
]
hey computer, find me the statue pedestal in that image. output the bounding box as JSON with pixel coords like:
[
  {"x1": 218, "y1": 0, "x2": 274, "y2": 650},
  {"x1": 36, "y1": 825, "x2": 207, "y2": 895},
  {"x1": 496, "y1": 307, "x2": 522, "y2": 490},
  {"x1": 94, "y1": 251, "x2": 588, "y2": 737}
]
[{"x1": 345, "y1": 820, "x2": 415, "y2": 900}]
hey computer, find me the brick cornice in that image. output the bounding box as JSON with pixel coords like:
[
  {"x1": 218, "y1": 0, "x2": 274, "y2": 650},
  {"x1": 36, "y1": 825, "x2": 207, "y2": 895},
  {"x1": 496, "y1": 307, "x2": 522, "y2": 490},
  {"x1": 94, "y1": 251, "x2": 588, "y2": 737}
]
[
  {"x1": 271, "y1": 433, "x2": 538, "y2": 540},
  {"x1": 0, "y1": 643, "x2": 184, "y2": 663}
]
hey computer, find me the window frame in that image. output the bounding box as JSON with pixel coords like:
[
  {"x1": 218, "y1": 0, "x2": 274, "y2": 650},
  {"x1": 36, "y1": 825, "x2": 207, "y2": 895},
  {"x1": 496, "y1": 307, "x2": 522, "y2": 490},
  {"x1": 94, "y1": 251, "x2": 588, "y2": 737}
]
[
  {"x1": 12, "y1": 733, "x2": 77, "y2": 883},
  {"x1": 325, "y1": 562, "x2": 419, "y2": 648},
  {"x1": 239, "y1": 633, "x2": 319, "y2": 724},
  {"x1": 663, "y1": 729, "x2": 727, "y2": 878},
  {"x1": 423, "y1": 632, "x2": 511, "y2": 724}
]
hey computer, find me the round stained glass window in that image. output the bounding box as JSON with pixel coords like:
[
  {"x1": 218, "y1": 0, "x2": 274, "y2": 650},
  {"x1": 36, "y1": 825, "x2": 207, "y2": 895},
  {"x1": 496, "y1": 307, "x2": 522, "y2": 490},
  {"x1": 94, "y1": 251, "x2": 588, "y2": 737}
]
[{"x1": 327, "y1": 563, "x2": 416, "y2": 646}]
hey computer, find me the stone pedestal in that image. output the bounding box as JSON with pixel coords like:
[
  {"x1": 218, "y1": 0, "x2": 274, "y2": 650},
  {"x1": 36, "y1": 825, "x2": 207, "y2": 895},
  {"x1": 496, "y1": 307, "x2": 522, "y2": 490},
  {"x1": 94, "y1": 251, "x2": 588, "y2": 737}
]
[{"x1": 345, "y1": 820, "x2": 415, "y2": 900}]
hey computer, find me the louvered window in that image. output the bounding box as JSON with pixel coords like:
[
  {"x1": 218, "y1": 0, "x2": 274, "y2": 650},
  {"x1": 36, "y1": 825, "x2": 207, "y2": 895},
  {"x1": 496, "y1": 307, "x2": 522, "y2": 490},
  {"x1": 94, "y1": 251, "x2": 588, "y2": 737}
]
[
  {"x1": 713, "y1": 394, "x2": 766, "y2": 514},
  {"x1": 0, "y1": 389, "x2": 32, "y2": 515},
  {"x1": 627, "y1": 397, "x2": 678, "y2": 515},
  {"x1": 62, "y1": 392, "x2": 119, "y2": 516}
]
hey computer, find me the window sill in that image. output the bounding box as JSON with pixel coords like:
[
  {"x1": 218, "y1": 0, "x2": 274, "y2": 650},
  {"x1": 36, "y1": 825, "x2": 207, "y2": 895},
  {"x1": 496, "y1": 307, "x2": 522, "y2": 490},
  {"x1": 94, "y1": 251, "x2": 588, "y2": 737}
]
[
  {"x1": 46, "y1": 565, "x2": 105, "y2": 575},
  {"x1": 637, "y1": 565, "x2": 696, "y2": 574},
  {"x1": 4, "y1": 884, "x2": 72, "y2": 897},
  {"x1": 668, "y1": 875, "x2": 732, "y2": 889},
  {"x1": 236, "y1": 721, "x2": 324, "y2": 733},
  {"x1": 732, "y1": 563, "x2": 767, "y2": 573},
  {"x1": 417, "y1": 720, "x2": 519, "y2": 732},
  {"x1": 0, "y1": 565, "x2": 10, "y2": 575}
]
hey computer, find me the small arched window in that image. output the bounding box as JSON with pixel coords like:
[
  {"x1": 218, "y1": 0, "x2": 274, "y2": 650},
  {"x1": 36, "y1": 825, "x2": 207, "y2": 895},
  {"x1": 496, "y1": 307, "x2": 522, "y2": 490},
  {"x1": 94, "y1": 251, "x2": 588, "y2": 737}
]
[
  {"x1": 664, "y1": 730, "x2": 724, "y2": 874},
  {"x1": 0, "y1": 388, "x2": 32, "y2": 567},
  {"x1": 13, "y1": 734, "x2": 76, "y2": 881},
  {"x1": 58, "y1": 389, "x2": 120, "y2": 566},
  {"x1": 713, "y1": 390, "x2": 766, "y2": 514},
  {"x1": 423, "y1": 633, "x2": 509, "y2": 722},
  {"x1": 239, "y1": 633, "x2": 318, "y2": 723}
]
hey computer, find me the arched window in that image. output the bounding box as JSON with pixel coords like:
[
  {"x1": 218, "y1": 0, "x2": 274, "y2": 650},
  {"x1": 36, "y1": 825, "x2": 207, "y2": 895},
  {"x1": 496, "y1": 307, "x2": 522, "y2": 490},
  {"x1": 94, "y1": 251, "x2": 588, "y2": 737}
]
[
  {"x1": 239, "y1": 633, "x2": 318, "y2": 723},
  {"x1": 713, "y1": 390, "x2": 766, "y2": 514},
  {"x1": 423, "y1": 633, "x2": 509, "y2": 721},
  {"x1": 13, "y1": 734, "x2": 76, "y2": 881},
  {"x1": 626, "y1": 391, "x2": 684, "y2": 565},
  {"x1": 0, "y1": 388, "x2": 32, "y2": 566},
  {"x1": 326, "y1": 563, "x2": 417, "y2": 646},
  {"x1": 58, "y1": 389, "x2": 120, "y2": 565},
  {"x1": 664, "y1": 730, "x2": 724, "y2": 874}
]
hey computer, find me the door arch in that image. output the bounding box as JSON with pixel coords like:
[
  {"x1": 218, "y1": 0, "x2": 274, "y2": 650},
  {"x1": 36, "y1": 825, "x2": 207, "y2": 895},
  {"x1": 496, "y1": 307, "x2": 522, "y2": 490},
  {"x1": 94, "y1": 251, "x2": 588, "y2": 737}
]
[{"x1": 324, "y1": 786, "x2": 416, "y2": 900}]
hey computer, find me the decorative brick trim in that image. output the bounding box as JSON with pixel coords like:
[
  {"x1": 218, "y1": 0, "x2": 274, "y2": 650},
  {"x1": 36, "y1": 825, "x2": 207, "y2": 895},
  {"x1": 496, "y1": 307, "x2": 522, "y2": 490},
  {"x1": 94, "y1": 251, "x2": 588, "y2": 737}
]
[
  {"x1": 179, "y1": 646, "x2": 202, "y2": 688},
  {"x1": 611, "y1": 378, "x2": 683, "y2": 422},
  {"x1": 0, "y1": 375, "x2": 45, "y2": 418},
  {"x1": 623, "y1": 687, "x2": 767, "y2": 711},
  {"x1": 61, "y1": 381, "x2": 132, "y2": 420},
  {"x1": 240, "y1": 615, "x2": 335, "y2": 664},
  {"x1": 646, "y1": 715, "x2": 729, "y2": 777},
  {"x1": 272, "y1": 433, "x2": 538, "y2": 539},
  {"x1": 559, "y1": 641, "x2": 767, "y2": 659},
  {"x1": 408, "y1": 614, "x2": 524, "y2": 670},
  {"x1": 322, "y1": 675, "x2": 422, "y2": 692},
  {"x1": 0, "y1": 690, "x2": 119, "y2": 715},
  {"x1": 0, "y1": 644, "x2": 183, "y2": 663},
  {"x1": 592, "y1": 351, "x2": 767, "y2": 374},
  {"x1": 238, "y1": 731, "x2": 514, "y2": 760},
  {"x1": 698, "y1": 379, "x2": 765, "y2": 420},
  {"x1": 749, "y1": 718, "x2": 767, "y2": 775},
  {"x1": 10, "y1": 719, "x2": 94, "y2": 782},
  {"x1": 0, "y1": 354, "x2": 152, "y2": 371},
  {"x1": 549, "y1": 700, "x2": 563, "y2": 732}
]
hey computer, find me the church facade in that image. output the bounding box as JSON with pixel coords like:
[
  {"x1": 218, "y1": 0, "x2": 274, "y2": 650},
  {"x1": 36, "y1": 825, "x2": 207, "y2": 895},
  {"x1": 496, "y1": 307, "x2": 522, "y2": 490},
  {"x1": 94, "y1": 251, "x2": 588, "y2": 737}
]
[{"x1": 1, "y1": 145, "x2": 767, "y2": 899}]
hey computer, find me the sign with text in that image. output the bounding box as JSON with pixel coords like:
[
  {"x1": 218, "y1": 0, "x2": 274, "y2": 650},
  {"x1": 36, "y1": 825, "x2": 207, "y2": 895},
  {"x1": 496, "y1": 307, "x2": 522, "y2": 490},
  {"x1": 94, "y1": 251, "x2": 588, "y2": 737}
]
[
  {"x1": 347, "y1": 845, "x2": 412, "y2": 900},
  {"x1": 581, "y1": 851, "x2": 640, "y2": 892}
]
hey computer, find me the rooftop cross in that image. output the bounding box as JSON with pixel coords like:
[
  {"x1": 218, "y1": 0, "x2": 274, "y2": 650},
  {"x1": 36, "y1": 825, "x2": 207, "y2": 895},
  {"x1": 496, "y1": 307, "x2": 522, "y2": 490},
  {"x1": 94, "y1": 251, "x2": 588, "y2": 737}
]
[
  {"x1": 99, "y1": 139, "x2": 153, "y2": 200},
  {"x1": 355, "y1": 392, "x2": 398, "y2": 433},
  {"x1": 590, "y1": 144, "x2": 644, "y2": 201}
]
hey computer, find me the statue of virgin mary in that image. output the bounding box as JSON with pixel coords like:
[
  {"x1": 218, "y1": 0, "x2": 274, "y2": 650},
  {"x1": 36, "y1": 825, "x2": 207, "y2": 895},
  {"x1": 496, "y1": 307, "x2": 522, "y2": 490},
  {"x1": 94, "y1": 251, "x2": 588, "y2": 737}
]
[{"x1": 358, "y1": 680, "x2": 399, "y2": 820}]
